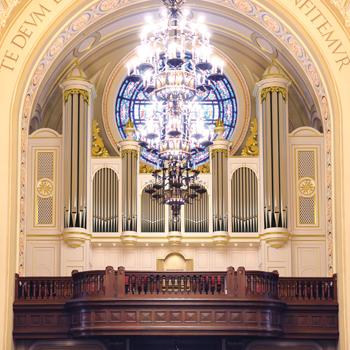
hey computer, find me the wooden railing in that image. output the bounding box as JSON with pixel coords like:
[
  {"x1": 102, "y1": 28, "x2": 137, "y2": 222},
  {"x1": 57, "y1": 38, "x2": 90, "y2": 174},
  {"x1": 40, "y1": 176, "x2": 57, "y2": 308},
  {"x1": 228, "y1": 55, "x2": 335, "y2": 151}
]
[
  {"x1": 278, "y1": 276, "x2": 337, "y2": 303},
  {"x1": 14, "y1": 267, "x2": 337, "y2": 304},
  {"x1": 124, "y1": 271, "x2": 227, "y2": 296},
  {"x1": 15, "y1": 275, "x2": 72, "y2": 301}
]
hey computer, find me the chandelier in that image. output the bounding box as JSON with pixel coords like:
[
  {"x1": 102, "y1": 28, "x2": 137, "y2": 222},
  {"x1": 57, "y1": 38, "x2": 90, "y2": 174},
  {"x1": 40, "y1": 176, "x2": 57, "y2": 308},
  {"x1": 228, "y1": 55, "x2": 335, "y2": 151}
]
[{"x1": 126, "y1": 0, "x2": 225, "y2": 220}]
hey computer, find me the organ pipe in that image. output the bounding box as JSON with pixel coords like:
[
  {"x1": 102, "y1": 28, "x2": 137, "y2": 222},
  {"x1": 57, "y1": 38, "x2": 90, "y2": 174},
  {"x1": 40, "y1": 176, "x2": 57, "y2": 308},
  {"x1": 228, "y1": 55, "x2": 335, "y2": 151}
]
[
  {"x1": 61, "y1": 67, "x2": 94, "y2": 230},
  {"x1": 141, "y1": 188, "x2": 165, "y2": 232},
  {"x1": 256, "y1": 66, "x2": 290, "y2": 230},
  {"x1": 231, "y1": 167, "x2": 258, "y2": 232},
  {"x1": 120, "y1": 121, "x2": 139, "y2": 233},
  {"x1": 92, "y1": 168, "x2": 119, "y2": 233},
  {"x1": 185, "y1": 187, "x2": 209, "y2": 232},
  {"x1": 211, "y1": 120, "x2": 229, "y2": 232}
]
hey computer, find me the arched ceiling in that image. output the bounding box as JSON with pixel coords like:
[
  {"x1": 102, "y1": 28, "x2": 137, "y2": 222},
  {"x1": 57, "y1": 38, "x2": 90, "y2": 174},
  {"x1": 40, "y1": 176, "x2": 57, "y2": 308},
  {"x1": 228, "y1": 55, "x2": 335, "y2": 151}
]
[{"x1": 30, "y1": 0, "x2": 324, "y2": 154}]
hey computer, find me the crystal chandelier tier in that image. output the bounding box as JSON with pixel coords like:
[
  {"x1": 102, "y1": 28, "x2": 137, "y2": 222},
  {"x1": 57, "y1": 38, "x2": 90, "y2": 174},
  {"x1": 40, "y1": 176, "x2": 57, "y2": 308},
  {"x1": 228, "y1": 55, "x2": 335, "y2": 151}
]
[{"x1": 126, "y1": 0, "x2": 226, "y2": 220}]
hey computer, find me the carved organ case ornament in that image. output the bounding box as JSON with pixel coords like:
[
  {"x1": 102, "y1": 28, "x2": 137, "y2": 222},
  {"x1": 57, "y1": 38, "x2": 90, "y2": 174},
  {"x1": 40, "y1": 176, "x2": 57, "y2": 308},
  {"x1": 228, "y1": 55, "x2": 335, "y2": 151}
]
[{"x1": 92, "y1": 120, "x2": 109, "y2": 157}]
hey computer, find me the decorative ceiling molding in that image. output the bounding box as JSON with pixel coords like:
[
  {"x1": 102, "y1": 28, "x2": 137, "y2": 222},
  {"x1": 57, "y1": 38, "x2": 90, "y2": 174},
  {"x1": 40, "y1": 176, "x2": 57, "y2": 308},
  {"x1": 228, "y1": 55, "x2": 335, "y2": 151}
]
[
  {"x1": 0, "y1": 0, "x2": 21, "y2": 29},
  {"x1": 329, "y1": 0, "x2": 350, "y2": 27}
]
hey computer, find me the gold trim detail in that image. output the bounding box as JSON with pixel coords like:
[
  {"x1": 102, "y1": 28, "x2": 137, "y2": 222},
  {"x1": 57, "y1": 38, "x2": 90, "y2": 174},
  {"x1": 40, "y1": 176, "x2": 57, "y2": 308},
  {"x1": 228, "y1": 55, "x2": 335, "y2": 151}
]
[
  {"x1": 122, "y1": 149, "x2": 138, "y2": 158},
  {"x1": 298, "y1": 177, "x2": 316, "y2": 197},
  {"x1": 92, "y1": 120, "x2": 109, "y2": 157},
  {"x1": 241, "y1": 118, "x2": 259, "y2": 157},
  {"x1": 140, "y1": 162, "x2": 155, "y2": 173},
  {"x1": 63, "y1": 88, "x2": 90, "y2": 104},
  {"x1": 215, "y1": 119, "x2": 224, "y2": 128},
  {"x1": 211, "y1": 148, "x2": 228, "y2": 156},
  {"x1": 37, "y1": 178, "x2": 54, "y2": 198},
  {"x1": 261, "y1": 87, "x2": 286, "y2": 102},
  {"x1": 125, "y1": 119, "x2": 135, "y2": 128},
  {"x1": 196, "y1": 162, "x2": 210, "y2": 173}
]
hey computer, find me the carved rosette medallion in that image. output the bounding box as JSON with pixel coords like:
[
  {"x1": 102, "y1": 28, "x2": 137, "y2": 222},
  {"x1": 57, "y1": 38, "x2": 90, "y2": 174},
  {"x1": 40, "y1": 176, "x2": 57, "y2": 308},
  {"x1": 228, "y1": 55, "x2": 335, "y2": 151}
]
[
  {"x1": 298, "y1": 177, "x2": 316, "y2": 197},
  {"x1": 36, "y1": 178, "x2": 54, "y2": 198}
]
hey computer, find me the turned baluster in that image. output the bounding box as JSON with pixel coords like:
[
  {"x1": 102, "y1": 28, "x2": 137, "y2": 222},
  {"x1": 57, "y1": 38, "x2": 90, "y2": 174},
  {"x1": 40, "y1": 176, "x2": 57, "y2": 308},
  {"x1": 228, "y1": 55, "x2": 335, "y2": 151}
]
[{"x1": 149, "y1": 275, "x2": 154, "y2": 294}]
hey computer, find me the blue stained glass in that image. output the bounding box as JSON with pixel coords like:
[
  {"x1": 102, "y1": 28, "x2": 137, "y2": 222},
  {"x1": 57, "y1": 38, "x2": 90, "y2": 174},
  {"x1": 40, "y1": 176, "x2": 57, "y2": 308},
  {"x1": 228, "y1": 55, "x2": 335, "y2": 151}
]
[{"x1": 115, "y1": 75, "x2": 238, "y2": 165}]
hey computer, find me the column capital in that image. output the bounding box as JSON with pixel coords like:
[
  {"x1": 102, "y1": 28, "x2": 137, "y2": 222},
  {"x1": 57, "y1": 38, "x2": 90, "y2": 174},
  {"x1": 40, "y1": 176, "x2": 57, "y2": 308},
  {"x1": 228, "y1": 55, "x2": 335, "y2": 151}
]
[
  {"x1": 253, "y1": 61, "x2": 291, "y2": 97},
  {"x1": 60, "y1": 61, "x2": 95, "y2": 98},
  {"x1": 119, "y1": 140, "x2": 140, "y2": 154}
]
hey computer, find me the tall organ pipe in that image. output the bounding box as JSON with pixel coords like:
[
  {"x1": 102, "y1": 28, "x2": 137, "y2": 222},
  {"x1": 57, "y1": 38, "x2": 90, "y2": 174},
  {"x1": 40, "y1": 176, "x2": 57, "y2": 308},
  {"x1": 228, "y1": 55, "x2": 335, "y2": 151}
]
[
  {"x1": 61, "y1": 78, "x2": 94, "y2": 230},
  {"x1": 261, "y1": 86, "x2": 288, "y2": 229},
  {"x1": 231, "y1": 167, "x2": 258, "y2": 233},
  {"x1": 92, "y1": 168, "x2": 119, "y2": 233},
  {"x1": 141, "y1": 189, "x2": 165, "y2": 232}
]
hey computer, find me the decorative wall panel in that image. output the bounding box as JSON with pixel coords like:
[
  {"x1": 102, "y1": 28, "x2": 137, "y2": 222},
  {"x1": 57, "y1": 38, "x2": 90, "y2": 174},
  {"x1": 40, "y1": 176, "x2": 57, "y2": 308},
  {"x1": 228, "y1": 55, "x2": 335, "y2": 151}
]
[
  {"x1": 34, "y1": 150, "x2": 56, "y2": 227},
  {"x1": 296, "y1": 149, "x2": 318, "y2": 227},
  {"x1": 27, "y1": 129, "x2": 62, "y2": 235}
]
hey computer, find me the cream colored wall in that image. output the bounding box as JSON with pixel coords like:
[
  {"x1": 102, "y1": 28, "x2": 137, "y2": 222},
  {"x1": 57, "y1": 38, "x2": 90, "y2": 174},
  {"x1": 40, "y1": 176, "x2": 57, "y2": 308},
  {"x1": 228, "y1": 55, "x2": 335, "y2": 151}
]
[{"x1": 1, "y1": 1, "x2": 350, "y2": 349}]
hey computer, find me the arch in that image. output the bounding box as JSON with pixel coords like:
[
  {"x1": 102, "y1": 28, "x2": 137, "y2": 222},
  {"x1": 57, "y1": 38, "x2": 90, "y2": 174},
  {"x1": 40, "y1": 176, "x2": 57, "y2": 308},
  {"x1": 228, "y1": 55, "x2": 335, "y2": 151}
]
[
  {"x1": 0, "y1": 1, "x2": 349, "y2": 348},
  {"x1": 157, "y1": 252, "x2": 194, "y2": 272}
]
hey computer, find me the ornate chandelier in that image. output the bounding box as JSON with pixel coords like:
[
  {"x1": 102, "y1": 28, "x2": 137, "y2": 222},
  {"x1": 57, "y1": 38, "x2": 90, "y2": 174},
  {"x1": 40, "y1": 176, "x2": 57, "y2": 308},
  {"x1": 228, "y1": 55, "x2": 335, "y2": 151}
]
[{"x1": 126, "y1": 0, "x2": 225, "y2": 220}]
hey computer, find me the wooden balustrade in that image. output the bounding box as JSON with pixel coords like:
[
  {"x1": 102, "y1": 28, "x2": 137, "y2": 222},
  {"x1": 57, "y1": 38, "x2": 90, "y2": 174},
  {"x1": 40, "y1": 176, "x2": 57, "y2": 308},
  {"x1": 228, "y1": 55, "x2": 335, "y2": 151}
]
[
  {"x1": 15, "y1": 274, "x2": 72, "y2": 301},
  {"x1": 14, "y1": 267, "x2": 337, "y2": 304},
  {"x1": 278, "y1": 276, "x2": 337, "y2": 303},
  {"x1": 72, "y1": 269, "x2": 106, "y2": 298},
  {"x1": 124, "y1": 271, "x2": 227, "y2": 296},
  {"x1": 13, "y1": 268, "x2": 338, "y2": 341}
]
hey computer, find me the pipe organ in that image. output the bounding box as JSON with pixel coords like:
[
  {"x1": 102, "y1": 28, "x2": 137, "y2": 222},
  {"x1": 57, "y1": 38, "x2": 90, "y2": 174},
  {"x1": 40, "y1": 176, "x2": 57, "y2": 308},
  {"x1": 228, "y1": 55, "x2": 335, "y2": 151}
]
[
  {"x1": 25, "y1": 61, "x2": 327, "y2": 280},
  {"x1": 60, "y1": 66, "x2": 95, "y2": 232},
  {"x1": 120, "y1": 121, "x2": 139, "y2": 234},
  {"x1": 92, "y1": 168, "x2": 119, "y2": 232},
  {"x1": 231, "y1": 167, "x2": 258, "y2": 233},
  {"x1": 255, "y1": 67, "x2": 290, "y2": 232},
  {"x1": 211, "y1": 121, "x2": 230, "y2": 234},
  {"x1": 185, "y1": 187, "x2": 209, "y2": 233},
  {"x1": 141, "y1": 188, "x2": 165, "y2": 233}
]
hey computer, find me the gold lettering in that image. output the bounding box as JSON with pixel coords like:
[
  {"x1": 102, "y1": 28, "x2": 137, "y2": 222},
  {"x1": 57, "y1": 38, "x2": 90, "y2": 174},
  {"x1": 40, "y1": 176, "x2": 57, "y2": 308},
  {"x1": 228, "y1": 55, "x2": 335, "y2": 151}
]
[
  {"x1": 321, "y1": 30, "x2": 346, "y2": 54},
  {"x1": 11, "y1": 34, "x2": 27, "y2": 49},
  {"x1": 24, "y1": 4, "x2": 51, "y2": 27},
  {"x1": 0, "y1": 50, "x2": 19, "y2": 71},
  {"x1": 309, "y1": 11, "x2": 323, "y2": 23},
  {"x1": 53, "y1": 0, "x2": 63, "y2": 3},
  {"x1": 18, "y1": 25, "x2": 33, "y2": 39},
  {"x1": 317, "y1": 20, "x2": 332, "y2": 34},
  {"x1": 336, "y1": 56, "x2": 350, "y2": 71},
  {"x1": 297, "y1": 0, "x2": 314, "y2": 11}
]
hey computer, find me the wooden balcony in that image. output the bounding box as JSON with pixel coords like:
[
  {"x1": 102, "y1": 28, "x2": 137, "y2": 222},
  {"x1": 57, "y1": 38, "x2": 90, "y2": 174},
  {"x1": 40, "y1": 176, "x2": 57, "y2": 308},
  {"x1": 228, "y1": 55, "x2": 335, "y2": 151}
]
[{"x1": 13, "y1": 267, "x2": 338, "y2": 342}]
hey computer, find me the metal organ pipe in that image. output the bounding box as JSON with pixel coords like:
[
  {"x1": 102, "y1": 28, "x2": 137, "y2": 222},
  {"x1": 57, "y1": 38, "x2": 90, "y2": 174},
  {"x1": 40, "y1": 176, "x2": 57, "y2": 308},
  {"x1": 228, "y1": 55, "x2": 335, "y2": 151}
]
[
  {"x1": 61, "y1": 76, "x2": 94, "y2": 231},
  {"x1": 92, "y1": 168, "x2": 119, "y2": 233},
  {"x1": 259, "y1": 81, "x2": 289, "y2": 230},
  {"x1": 231, "y1": 167, "x2": 258, "y2": 233}
]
